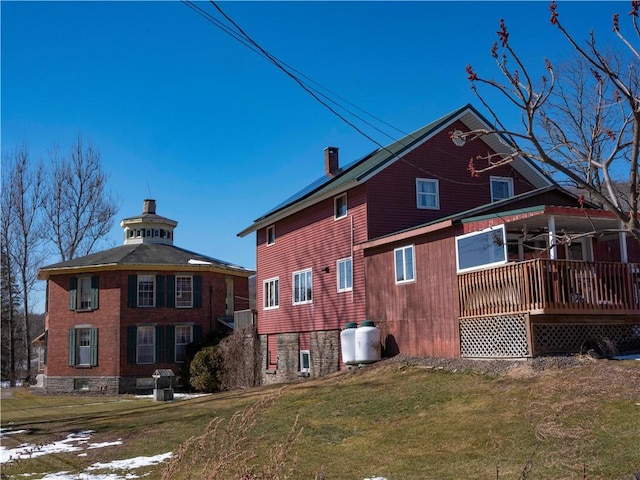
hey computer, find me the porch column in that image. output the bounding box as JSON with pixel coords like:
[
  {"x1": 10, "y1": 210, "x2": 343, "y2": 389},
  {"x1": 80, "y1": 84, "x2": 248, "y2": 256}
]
[
  {"x1": 619, "y1": 222, "x2": 628, "y2": 263},
  {"x1": 548, "y1": 215, "x2": 558, "y2": 259}
]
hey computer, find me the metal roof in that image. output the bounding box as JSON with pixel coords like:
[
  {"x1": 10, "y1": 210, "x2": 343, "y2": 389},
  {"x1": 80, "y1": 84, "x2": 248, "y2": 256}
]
[{"x1": 237, "y1": 104, "x2": 553, "y2": 237}]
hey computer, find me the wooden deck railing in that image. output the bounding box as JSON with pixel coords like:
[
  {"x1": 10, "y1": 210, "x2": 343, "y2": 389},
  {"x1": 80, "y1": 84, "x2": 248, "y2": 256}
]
[{"x1": 458, "y1": 259, "x2": 640, "y2": 317}]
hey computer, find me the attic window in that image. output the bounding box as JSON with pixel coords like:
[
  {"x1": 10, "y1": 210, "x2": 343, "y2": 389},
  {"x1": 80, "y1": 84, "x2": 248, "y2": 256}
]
[
  {"x1": 266, "y1": 225, "x2": 275, "y2": 246},
  {"x1": 334, "y1": 194, "x2": 347, "y2": 219}
]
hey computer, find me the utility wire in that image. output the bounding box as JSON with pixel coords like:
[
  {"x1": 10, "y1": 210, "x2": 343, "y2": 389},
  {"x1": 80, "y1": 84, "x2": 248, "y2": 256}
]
[{"x1": 184, "y1": 0, "x2": 494, "y2": 185}]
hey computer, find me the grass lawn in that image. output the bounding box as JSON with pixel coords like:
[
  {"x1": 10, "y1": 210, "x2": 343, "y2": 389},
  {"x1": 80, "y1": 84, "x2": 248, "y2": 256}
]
[{"x1": 1, "y1": 357, "x2": 639, "y2": 479}]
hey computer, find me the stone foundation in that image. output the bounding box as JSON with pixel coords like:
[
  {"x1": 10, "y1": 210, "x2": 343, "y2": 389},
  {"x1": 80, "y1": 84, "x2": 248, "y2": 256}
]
[
  {"x1": 260, "y1": 330, "x2": 340, "y2": 385},
  {"x1": 45, "y1": 376, "x2": 120, "y2": 395}
]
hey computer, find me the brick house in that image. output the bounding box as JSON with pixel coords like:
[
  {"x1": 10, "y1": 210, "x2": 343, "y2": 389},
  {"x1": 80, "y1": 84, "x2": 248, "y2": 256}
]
[
  {"x1": 237, "y1": 104, "x2": 554, "y2": 384},
  {"x1": 38, "y1": 199, "x2": 254, "y2": 394}
]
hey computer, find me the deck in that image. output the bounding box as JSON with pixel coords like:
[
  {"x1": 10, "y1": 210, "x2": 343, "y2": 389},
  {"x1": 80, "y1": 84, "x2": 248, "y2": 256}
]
[{"x1": 458, "y1": 259, "x2": 640, "y2": 318}]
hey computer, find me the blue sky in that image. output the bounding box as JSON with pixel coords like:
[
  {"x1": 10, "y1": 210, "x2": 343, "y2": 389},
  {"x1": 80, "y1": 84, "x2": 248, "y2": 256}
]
[{"x1": 1, "y1": 1, "x2": 628, "y2": 311}]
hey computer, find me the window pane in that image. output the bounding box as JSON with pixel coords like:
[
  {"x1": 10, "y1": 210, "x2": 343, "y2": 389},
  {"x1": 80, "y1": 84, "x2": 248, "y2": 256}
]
[
  {"x1": 457, "y1": 228, "x2": 506, "y2": 271},
  {"x1": 79, "y1": 278, "x2": 92, "y2": 309},
  {"x1": 405, "y1": 247, "x2": 414, "y2": 280},
  {"x1": 395, "y1": 250, "x2": 404, "y2": 282},
  {"x1": 76, "y1": 328, "x2": 91, "y2": 365},
  {"x1": 137, "y1": 326, "x2": 154, "y2": 364},
  {"x1": 176, "y1": 276, "x2": 193, "y2": 308},
  {"x1": 175, "y1": 326, "x2": 192, "y2": 363},
  {"x1": 138, "y1": 276, "x2": 154, "y2": 307}
]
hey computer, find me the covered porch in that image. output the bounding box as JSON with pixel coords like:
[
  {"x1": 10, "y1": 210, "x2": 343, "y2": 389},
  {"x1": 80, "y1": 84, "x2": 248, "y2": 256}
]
[{"x1": 455, "y1": 206, "x2": 640, "y2": 358}]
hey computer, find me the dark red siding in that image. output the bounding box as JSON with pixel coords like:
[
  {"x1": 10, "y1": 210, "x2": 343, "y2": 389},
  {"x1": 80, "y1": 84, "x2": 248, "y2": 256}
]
[
  {"x1": 364, "y1": 227, "x2": 461, "y2": 358},
  {"x1": 256, "y1": 185, "x2": 368, "y2": 335},
  {"x1": 366, "y1": 120, "x2": 537, "y2": 239}
]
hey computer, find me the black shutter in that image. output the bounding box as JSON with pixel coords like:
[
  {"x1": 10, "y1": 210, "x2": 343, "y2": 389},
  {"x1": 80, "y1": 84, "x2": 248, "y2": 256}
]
[
  {"x1": 128, "y1": 275, "x2": 137, "y2": 308},
  {"x1": 155, "y1": 326, "x2": 164, "y2": 363},
  {"x1": 91, "y1": 276, "x2": 99, "y2": 310},
  {"x1": 193, "y1": 324, "x2": 202, "y2": 344},
  {"x1": 156, "y1": 275, "x2": 165, "y2": 308},
  {"x1": 127, "y1": 326, "x2": 137, "y2": 364},
  {"x1": 166, "y1": 275, "x2": 175, "y2": 308},
  {"x1": 69, "y1": 278, "x2": 78, "y2": 311},
  {"x1": 166, "y1": 325, "x2": 175, "y2": 363},
  {"x1": 193, "y1": 276, "x2": 202, "y2": 308}
]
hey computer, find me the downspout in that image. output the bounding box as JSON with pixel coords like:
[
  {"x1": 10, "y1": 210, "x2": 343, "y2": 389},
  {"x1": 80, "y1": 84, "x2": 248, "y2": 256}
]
[
  {"x1": 351, "y1": 215, "x2": 354, "y2": 303},
  {"x1": 620, "y1": 222, "x2": 629, "y2": 264},
  {"x1": 209, "y1": 284, "x2": 213, "y2": 334}
]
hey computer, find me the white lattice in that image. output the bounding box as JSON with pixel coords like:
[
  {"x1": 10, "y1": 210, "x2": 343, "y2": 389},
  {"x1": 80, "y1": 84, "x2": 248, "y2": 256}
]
[
  {"x1": 532, "y1": 323, "x2": 639, "y2": 354},
  {"x1": 460, "y1": 314, "x2": 531, "y2": 358}
]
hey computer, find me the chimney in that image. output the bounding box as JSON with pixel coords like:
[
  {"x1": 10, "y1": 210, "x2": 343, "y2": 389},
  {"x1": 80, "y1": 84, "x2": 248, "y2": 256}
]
[
  {"x1": 143, "y1": 199, "x2": 156, "y2": 215},
  {"x1": 324, "y1": 147, "x2": 340, "y2": 177}
]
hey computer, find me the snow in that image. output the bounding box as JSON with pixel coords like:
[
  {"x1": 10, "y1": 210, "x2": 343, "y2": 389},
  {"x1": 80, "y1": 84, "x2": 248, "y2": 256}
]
[
  {"x1": 188, "y1": 258, "x2": 212, "y2": 265},
  {"x1": 0, "y1": 426, "x2": 386, "y2": 480}
]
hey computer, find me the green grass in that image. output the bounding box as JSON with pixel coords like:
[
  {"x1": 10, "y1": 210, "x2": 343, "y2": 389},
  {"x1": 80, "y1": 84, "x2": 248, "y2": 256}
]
[{"x1": 2, "y1": 358, "x2": 639, "y2": 479}]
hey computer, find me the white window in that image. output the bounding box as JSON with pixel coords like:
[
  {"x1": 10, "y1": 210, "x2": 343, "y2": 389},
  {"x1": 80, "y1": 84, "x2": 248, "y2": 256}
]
[
  {"x1": 263, "y1": 277, "x2": 279, "y2": 309},
  {"x1": 337, "y1": 257, "x2": 353, "y2": 292},
  {"x1": 175, "y1": 325, "x2": 193, "y2": 363},
  {"x1": 334, "y1": 193, "x2": 347, "y2": 219},
  {"x1": 416, "y1": 178, "x2": 439, "y2": 209},
  {"x1": 490, "y1": 176, "x2": 514, "y2": 202},
  {"x1": 176, "y1": 275, "x2": 193, "y2": 308},
  {"x1": 78, "y1": 277, "x2": 92, "y2": 310},
  {"x1": 76, "y1": 328, "x2": 92, "y2": 366},
  {"x1": 293, "y1": 269, "x2": 313, "y2": 305},
  {"x1": 137, "y1": 326, "x2": 155, "y2": 364},
  {"x1": 266, "y1": 225, "x2": 275, "y2": 246},
  {"x1": 300, "y1": 350, "x2": 310, "y2": 373},
  {"x1": 394, "y1": 245, "x2": 415, "y2": 284},
  {"x1": 137, "y1": 275, "x2": 155, "y2": 307},
  {"x1": 456, "y1": 225, "x2": 507, "y2": 272}
]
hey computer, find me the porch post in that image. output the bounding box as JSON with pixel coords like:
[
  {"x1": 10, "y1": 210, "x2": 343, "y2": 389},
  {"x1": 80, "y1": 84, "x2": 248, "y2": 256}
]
[
  {"x1": 619, "y1": 223, "x2": 628, "y2": 263},
  {"x1": 548, "y1": 215, "x2": 557, "y2": 259}
]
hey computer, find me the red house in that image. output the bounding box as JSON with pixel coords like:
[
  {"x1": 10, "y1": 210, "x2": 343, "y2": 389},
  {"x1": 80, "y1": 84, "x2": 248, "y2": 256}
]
[
  {"x1": 238, "y1": 104, "x2": 555, "y2": 383},
  {"x1": 38, "y1": 199, "x2": 254, "y2": 394}
]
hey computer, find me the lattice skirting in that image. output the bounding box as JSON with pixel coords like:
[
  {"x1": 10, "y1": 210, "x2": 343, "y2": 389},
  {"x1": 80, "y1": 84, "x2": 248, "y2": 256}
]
[
  {"x1": 460, "y1": 313, "x2": 531, "y2": 358},
  {"x1": 532, "y1": 323, "x2": 640, "y2": 355}
]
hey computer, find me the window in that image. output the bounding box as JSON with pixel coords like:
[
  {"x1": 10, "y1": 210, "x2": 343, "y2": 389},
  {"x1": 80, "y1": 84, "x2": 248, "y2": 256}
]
[
  {"x1": 70, "y1": 276, "x2": 99, "y2": 311},
  {"x1": 138, "y1": 275, "x2": 155, "y2": 307},
  {"x1": 416, "y1": 178, "x2": 439, "y2": 209},
  {"x1": 175, "y1": 325, "x2": 192, "y2": 363},
  {"x1": 394, "y1": 246, "x2": 415, "y2": 284},
  {"x1": 175, "y1": 275, "x2": 193, "y2": 308},
  {"x1": 337, "y1": 257, "x2": 353, "y2": 292},
  {"x1": 263, "y1": 277, "x2": 279, "y2": 309},
  {"x1": 266, "y1": 225, "x2": 275, "y2": 246},
  {"x1": 334, "y1": 193, "x2": 347, "y2": 219},
  {"x1": 293, "y1": 269, "x2": 313, "y2": 304},
  {"x1": 137, "y1": 326, "x2": 155, "y2": 364},
  {"x1": 456, "y1": 225, "x2": 507, "y2": 272},
  {"x1": 490, "y1": 176, "x2": 514, "y2": 202},
  {"x1": 68, "y1": 327, "x2": 98, "y2": 367},
  {"x1": 300, "y1": 350, "x2": 310, "y2": 374}
]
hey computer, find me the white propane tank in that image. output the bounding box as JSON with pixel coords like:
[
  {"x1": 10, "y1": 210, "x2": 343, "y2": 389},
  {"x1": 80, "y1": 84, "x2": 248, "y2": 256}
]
[
  {"x1": 355, "y1": 320, "x2": 381, "y2": 364},
  {"x1": 340, "y1": 322, "x2": 358, "y2": 365}
]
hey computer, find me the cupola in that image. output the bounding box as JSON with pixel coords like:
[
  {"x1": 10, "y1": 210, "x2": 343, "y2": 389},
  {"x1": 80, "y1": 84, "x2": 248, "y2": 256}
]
[{"x1": 120, "y1": 199, "x2": 178, "y2": 245}]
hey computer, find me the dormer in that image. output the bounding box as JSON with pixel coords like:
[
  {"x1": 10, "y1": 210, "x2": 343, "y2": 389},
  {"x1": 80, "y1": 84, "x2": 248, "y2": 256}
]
[{"x1": 120, "y1": 199, "x2": 178, "y2": 245}]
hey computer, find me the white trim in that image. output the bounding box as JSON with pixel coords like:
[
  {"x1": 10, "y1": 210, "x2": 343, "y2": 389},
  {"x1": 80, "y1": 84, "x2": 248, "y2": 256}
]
[
  {"x1": 336, "y1": 257, "x2": 353, "y2": 292},
  {"x1": 334, "y1": 193, "x2": 348, "y2": 219},
  {"x1": 266, "y1": 225, "x2": 275, "y2": 246},
  {"x1": 292, "y1": 268, "x2": 313, "y2": 305},
  {"x1": 455, "y1": 225, "x2": 507, "y2": 273},
  {"x1": 394, "y1": 245, "x2": 416, "y2": 284},
  {"x1": 136, "y1": 325, "x2": 155, "y2": 364},
  {"x1": 299, "y1": 349, "x2": 311, "y2": 373},
  {"x1": 263, "y1": 277, "x2": 279, "y2": 310},
  {"x1": 490, "y1": 176, "x2": 514, "y2": 202},
  {"x1": 175, "y1": 274, "x2": 193, "y2": 308},
  {"x1": 416, "y1": 178, "x2": 440, "y2": 210},
  {"x1": 137, "y1": 275, "x2": 155, "y2": 308}
]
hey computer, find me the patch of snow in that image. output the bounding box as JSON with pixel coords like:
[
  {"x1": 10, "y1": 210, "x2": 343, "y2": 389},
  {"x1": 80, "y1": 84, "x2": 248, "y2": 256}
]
[
  {"x1": 612, "y1": 353, "x2": 640, "y2": 361},
  {"x1": 86, "y1": 451, "x2": 172, "y2": 471},
  {"x1": 0, "y1": 428, "x2": 27, "y2": 436},
  {"x1": 188, "y1": 258, "x2": 212, "y2": 265}
]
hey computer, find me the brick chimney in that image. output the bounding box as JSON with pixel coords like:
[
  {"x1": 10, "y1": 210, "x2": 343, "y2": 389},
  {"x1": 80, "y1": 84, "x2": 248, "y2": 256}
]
[
  {"x1": 324, "y1": 147, "x2": 340, "y2": 177},
  {"x1": 143, "y1": 199, "x2": 156, "y2": 215}
]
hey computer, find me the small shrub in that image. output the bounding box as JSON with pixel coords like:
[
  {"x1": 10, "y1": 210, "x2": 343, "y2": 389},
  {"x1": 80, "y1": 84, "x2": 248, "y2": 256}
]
[{"x1": 189, "y1": 345, "x2": 223, "y2": 392}]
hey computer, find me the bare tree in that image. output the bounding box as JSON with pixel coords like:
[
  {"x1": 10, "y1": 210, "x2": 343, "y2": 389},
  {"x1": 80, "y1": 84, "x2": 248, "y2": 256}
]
[
  {"x1": 45, "y1": 134, "x2": 119, "y2": 261},
  {"x1": 2, "y1": 144, "x2": 47, "y2": 376},
  {"x1": 459, "y1": 1, "x2": 640, "y2": 242}
]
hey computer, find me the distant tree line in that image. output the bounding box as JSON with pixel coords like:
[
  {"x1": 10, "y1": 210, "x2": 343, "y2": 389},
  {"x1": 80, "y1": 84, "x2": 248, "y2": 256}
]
[{"x1": 1, "y1": 134, "x2": 118, "y2": 386}]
